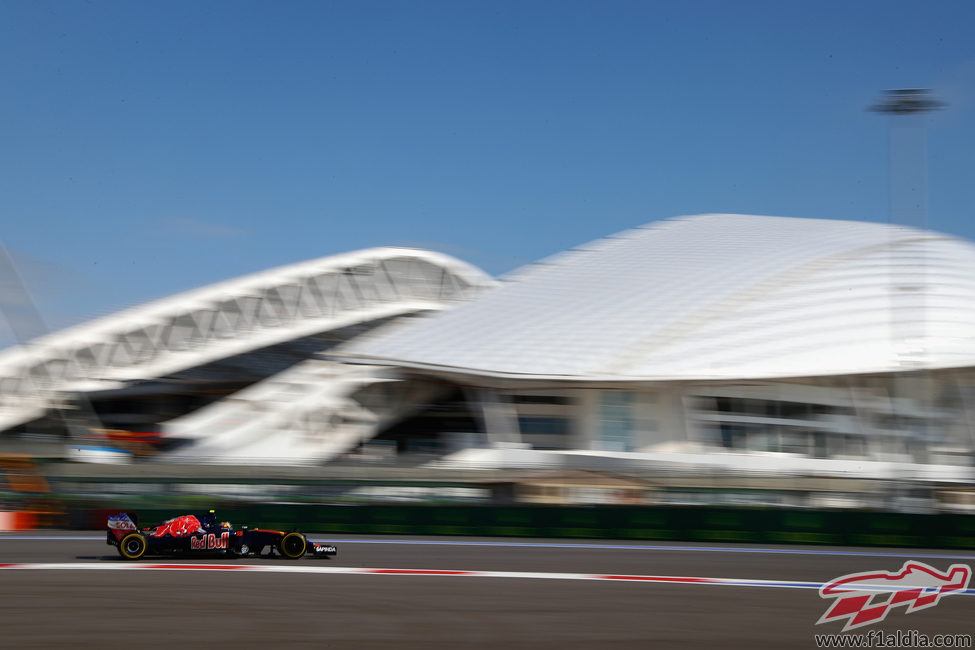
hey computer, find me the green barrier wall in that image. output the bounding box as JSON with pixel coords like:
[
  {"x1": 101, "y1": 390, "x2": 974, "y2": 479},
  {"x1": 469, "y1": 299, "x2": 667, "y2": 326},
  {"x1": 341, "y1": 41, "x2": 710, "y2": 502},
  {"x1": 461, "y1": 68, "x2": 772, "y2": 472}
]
[{"x1": 78, "y1": 504, "x2": 975, "y2": 549}]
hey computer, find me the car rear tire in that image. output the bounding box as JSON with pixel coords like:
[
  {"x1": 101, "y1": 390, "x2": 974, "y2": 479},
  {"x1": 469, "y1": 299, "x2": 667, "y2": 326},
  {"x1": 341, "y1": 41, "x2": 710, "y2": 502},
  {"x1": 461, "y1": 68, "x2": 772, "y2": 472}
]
[
  {"x1": 118, "y1": 533, "x2": 147, "y2": 560},
  {"x1": 278, "y1": 532, "x2": 306, "y2": 560}
]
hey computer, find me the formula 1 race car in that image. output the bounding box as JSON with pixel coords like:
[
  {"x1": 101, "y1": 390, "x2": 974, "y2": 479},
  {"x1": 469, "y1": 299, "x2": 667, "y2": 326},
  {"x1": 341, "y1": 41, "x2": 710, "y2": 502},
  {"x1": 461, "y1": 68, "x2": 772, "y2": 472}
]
[{"x1": 106, "y1": 511, "x2": 337, "y2": 561}]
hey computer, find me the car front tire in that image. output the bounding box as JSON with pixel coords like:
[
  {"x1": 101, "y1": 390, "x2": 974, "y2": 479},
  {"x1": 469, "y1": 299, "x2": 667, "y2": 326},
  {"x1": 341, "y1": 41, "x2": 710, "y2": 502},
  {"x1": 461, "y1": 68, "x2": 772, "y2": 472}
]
[{"x1": 278, "y1": 532, "x2": 306, "y2": 560}]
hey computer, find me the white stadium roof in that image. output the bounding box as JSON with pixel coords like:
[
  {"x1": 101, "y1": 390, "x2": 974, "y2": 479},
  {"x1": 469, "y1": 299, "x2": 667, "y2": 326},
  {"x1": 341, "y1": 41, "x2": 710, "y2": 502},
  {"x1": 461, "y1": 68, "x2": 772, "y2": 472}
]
[{"x1": 339, "y1": 214, "x2": 975, "y2": 381}]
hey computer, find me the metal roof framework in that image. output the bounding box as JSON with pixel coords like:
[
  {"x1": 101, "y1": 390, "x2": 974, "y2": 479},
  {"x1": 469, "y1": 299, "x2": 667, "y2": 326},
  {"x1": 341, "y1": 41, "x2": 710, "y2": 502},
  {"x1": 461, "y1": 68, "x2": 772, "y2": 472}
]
[{"x1": 0, "y1": 247, "x2": 493, "y2": 432}]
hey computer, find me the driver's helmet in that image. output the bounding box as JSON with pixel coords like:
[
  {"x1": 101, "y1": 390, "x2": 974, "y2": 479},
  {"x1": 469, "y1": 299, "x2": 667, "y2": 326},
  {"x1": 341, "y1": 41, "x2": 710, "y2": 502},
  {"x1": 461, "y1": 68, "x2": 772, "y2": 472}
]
[{"x1": 219, "y1": 521, "x2": 233, "y2": 530}]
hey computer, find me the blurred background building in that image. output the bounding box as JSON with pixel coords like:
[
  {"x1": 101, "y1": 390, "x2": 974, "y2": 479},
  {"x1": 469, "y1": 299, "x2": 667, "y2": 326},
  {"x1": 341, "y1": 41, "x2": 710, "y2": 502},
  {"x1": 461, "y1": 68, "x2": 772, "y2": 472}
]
[{"x1": 2, "y1": 213, "x2": 975, "y2": 483}]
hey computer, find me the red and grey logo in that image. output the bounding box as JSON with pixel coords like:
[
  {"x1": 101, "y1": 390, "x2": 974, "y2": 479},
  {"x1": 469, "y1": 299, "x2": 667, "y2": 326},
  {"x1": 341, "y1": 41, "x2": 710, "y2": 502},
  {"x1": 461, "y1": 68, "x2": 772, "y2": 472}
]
[{"x1": 817, "y1": 561, "x2": 971, "y2": 631}]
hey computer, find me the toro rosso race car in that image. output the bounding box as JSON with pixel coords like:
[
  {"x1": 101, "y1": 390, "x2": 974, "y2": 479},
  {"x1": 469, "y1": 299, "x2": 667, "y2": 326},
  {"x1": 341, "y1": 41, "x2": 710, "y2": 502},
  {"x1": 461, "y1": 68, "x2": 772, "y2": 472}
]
[{"x1": 106, "y1": 511, "x2": 337, "y2": 561}]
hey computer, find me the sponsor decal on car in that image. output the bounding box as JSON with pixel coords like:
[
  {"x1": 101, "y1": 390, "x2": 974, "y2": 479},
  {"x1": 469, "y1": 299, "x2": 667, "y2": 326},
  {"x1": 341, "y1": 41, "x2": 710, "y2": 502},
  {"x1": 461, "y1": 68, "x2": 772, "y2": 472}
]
[
  {"x1": 312, "y1": 543, "x2": 337, "y2": 554},
  {"x1": 107, "y1": 515, "x2": 137, "y2": 531},
  {"x1": 190, "y1": 532, "x2": 230, "y2": 550}
]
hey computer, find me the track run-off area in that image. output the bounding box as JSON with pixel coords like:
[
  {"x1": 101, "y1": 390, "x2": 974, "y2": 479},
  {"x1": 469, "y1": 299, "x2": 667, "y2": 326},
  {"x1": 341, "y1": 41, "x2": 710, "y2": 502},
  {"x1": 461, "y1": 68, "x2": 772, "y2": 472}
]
[{"x1": 2, "y1": 533, "x2": 973, "y2": 649}]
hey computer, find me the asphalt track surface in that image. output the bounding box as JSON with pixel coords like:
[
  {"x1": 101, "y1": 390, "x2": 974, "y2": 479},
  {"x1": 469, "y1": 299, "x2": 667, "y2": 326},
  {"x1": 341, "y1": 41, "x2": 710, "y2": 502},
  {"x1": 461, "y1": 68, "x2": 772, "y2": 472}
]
[{"x1": 2, "y1": 533, "x2": 973, "y2": 649}]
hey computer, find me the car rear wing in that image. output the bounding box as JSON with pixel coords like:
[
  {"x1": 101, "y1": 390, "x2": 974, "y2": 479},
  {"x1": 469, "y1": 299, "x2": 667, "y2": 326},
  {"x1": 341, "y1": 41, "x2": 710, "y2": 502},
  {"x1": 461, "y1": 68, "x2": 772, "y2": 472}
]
[{"x1": 106, "y1": 512, "x2": 139, "y2": 543}]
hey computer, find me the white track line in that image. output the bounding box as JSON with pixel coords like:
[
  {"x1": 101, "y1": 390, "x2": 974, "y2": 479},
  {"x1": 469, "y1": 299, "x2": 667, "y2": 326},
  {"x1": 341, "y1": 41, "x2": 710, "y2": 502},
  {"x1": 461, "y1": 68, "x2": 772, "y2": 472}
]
[
  {"x1": 4, "y1": 536, "x2": 974, "y2": 561},
  {"x1": 4, "y1": 562, "x2": 974, "y2": 595},
  {"x1": 0, "y1": 562, "x2": 814, "y2": 587}
]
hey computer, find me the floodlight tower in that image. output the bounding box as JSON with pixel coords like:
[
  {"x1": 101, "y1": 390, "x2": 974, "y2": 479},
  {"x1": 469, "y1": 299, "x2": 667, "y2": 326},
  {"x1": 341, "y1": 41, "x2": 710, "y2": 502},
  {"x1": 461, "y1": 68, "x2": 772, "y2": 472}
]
[
  {"x1": 870, "y1": 89, "x2": 943, "y2": 367},
  {"x1": 869, "y1": 89, "x2": 943, "y2": 232},
  {"x1": 869, "y1": 89, "x2": 943, "y2": 467}
]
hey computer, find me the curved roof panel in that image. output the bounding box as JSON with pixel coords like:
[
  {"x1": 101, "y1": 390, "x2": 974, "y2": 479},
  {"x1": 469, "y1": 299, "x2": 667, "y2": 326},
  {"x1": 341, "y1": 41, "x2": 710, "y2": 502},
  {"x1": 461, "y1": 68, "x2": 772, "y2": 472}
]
[{"x1": 339, "y1": 214, "x2": 975, "y2": 380}]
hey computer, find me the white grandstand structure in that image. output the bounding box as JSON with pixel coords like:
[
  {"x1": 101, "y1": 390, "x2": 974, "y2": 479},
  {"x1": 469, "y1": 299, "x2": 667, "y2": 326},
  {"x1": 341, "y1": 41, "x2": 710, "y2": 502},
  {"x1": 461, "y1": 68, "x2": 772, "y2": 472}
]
[
  {"x1": 3, "y1": 214, "x2": 975, "y2": 478},
  {"x1": 0, "y1": 247, "x2": 494, "y2": 461}
]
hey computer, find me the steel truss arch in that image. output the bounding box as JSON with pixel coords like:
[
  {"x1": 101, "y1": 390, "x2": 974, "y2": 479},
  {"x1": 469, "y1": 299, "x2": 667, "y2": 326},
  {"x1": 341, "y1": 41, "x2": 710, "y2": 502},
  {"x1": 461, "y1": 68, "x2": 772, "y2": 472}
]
[{"x1": 0, "y1": 247, "x2": 494, "y2": 432}]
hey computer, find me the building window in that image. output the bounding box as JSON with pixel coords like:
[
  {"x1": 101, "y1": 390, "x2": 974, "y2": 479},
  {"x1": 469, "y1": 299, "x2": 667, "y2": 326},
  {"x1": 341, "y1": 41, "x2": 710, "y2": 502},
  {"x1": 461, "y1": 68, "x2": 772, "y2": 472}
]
[
  {"x1": 511, "y1": 395, "x2": 572, "y2": 405},
  {"x1": 518, "y1": 417, "x2": 570, "y2": 435},
  {"x1": 598, "y1": 391, "x2": 634, "y2": 452},
  {"x1": 518, "y1": 417, "x2": 571, "y2": 450}
]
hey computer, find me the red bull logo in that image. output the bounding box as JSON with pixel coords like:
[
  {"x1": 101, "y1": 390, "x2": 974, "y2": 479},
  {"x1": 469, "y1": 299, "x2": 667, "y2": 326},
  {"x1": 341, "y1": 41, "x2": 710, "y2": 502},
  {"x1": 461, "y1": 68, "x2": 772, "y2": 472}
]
[
  {"x1": 817, "y1": 560, "x2": 971, "y2": 631},
  {"x1": 190, "y1": 532, "x2": 229, "y2": 550}
]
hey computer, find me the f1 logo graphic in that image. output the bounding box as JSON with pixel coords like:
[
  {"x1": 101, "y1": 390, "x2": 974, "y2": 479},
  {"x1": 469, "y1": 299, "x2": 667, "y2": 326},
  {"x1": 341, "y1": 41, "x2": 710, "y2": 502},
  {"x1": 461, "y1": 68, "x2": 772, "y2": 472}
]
[{"x1": 817, "y1": 561, "x2": 971, "y2": 631}]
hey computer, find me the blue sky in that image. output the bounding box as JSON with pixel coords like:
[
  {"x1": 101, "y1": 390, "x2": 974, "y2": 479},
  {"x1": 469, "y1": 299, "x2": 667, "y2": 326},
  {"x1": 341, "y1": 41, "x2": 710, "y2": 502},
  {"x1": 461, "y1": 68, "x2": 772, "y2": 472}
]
[{"x1": 2, "y1": 0, "x2": 974, "y2": 347}]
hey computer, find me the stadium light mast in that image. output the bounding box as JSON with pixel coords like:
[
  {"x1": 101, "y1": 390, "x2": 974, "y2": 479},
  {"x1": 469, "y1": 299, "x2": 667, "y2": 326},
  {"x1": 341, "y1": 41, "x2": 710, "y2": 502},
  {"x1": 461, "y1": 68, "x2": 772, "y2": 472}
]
[
  {"x1": 869, "y1": 89, "x2": 943, "y2": 232},
  {"x1": 869, "y1": 89, "x2": 944, "y2": 468},
  {"x1": 869, "y1": 88, "x2": 943, "y2": 367}
]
